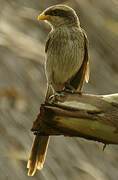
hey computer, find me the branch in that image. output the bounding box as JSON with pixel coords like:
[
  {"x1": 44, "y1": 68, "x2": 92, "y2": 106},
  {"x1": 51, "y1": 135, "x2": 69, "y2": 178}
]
[{"x1": 31, "y1": 93, "x2": 118, "y2": 145}]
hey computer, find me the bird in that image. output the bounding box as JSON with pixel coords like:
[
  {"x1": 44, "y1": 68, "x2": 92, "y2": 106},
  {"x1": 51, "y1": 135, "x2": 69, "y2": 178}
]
[{"x1": 27, "y1": 4, "x2": 90, "y2": 176}]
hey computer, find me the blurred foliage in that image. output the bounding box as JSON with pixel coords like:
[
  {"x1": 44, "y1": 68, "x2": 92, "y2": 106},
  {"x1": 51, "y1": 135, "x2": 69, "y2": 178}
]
[{"x1": 0, "y1": 0, "x2": 118, "y2": 180}]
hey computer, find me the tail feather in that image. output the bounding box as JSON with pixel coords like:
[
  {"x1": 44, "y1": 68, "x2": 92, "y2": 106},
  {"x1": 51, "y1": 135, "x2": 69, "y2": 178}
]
[{"x1": 27, "y1": 135, "x2": 50, "y2": 176}]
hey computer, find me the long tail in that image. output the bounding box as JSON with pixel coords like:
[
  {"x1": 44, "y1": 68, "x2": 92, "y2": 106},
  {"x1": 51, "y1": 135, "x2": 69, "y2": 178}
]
[
  {"x1": 27, "y1": 135, "x2": 50, "y2": 176},
  {"x1": 27, "y1": 85, "x2": 52, "y2": 176}
]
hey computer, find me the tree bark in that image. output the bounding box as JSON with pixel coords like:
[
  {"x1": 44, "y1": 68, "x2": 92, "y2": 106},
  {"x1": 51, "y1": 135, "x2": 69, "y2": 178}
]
[{"x1": 31, "y1": 93, "x2": 118, "y2": 145}]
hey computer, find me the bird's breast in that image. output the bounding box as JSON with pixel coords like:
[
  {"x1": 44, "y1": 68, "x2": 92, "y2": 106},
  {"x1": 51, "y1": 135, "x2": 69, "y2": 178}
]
[{"x1": 46, "y1": 27, "x2": 84, "y2": 89}]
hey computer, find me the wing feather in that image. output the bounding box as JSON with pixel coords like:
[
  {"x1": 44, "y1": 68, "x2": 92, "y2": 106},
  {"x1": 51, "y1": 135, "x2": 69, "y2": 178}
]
[{"x1": 69, "y1": 30, "x2": 90, "y2": 92}]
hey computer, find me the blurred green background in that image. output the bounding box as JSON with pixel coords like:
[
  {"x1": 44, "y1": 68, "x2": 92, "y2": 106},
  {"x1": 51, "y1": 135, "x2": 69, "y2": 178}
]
[{"x1": 0, "y1": 0, "x2": 118, "y2": 179}]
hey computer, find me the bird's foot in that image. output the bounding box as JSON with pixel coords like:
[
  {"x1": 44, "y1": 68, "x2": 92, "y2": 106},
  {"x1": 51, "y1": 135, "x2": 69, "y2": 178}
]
[
  {"x1": 63, "y1": 89, "x2": 83, "y2": 95},
  {"x1": 64, "y1": 83, "x2": 82, "y2": 95},
  {"x1": 48, "y1": 91, "x2": 65, "y2": 103},
  {"x1": 49, "y1": 91, "x2": 65, "y2": 99}
]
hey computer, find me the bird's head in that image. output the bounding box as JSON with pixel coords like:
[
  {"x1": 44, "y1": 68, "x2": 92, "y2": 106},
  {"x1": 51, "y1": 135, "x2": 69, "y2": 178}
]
[{"x1": 38, "y1": 5, "x2": 80, "y2": 28}]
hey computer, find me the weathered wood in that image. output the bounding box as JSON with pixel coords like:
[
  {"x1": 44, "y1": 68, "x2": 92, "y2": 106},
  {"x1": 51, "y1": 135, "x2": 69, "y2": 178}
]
[{"x1": 31, "y1": 93, "x2": 118, "y2": 145}]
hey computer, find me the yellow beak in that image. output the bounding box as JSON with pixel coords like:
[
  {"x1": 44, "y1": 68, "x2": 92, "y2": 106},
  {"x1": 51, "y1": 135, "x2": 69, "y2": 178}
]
[{"x1": 37, "y1": 14, "x2": 50, "y2": 20}]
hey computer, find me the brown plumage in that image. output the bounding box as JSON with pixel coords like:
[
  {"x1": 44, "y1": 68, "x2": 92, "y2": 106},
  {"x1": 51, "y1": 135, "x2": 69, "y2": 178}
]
[{"x1": 27, "y1": 4, "x2": 90, "y2": 176}]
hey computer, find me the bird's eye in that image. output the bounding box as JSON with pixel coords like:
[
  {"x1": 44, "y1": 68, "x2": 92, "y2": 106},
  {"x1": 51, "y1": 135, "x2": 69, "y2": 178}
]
[
  {"x1": 45, "y1": 9, "x2": 58, "y2": 16},
  {"x1": 49, "y1": 9, "x2": 59, "y2": 16},
  {"x1": 51, "y1": 9, "x2": 70, "y2": 18},
  {"x1": 45, "y1": 9, "x2": 69, "y2": 18},
  {"x1": 52, "y1": 10, "x2": 59, "y2": 16}
]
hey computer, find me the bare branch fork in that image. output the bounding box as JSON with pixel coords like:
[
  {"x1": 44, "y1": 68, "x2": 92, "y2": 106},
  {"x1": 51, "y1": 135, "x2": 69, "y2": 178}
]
[{"x1": 31, "y1": 93, "x2": 118, "y2": 145}]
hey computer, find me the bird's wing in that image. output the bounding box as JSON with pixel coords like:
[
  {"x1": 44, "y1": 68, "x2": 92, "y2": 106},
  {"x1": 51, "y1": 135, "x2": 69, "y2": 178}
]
[
  {"x1": 84, "y1": 32, "x2": 90, "y2": 83},
  {"x1": 69, "y1": 31, "x2": 90, "y2": 92},
  {"x1": 45, "y1": 32, "x2": 54, "y2": 100}
]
